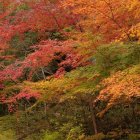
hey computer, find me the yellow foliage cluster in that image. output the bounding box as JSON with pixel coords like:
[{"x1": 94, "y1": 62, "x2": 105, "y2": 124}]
[
  {"x1": 22, "y1": 66, "x2": 99, "y2": 103},
  {"x1": 127, "y1": 0, "x2": 140, "y2": 18},
  {"x1": 23, "y1": 77, "x2": 77, "y2": 102},
  {"x1": 62, "y1": 0, "x2": 140, "y2": 42},
  {"x1": 97, "y1": 65, "x2": 140, "y2": 117},
  {"x1": 119, "y1": 23, "x2": 140, "y2": 42}
]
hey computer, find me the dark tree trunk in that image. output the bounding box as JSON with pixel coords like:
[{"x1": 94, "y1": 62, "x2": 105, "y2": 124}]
[{"x1": 89, "y1": 102, "x2": 98, "y2": 134}]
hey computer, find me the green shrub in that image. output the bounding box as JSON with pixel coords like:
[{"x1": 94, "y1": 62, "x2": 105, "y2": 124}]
[
  {"x1": 0, "y1": 129, "x2": 16, "y2": 140},
  {"x1": 42, "y1": 131, "x2": 64, "y2": 140},
  {"x1": 128, "y1": 134, "x2": 140, "y2": 140},
  {"x1": 84, "y1": 133, "x2": 105, "y2": 140},
  {"x1": 66, "y1": 126, "x2": 84, "y2": 140},
  {"x1": 95, "y1": 42, "x2": 140, "y2": 75}
]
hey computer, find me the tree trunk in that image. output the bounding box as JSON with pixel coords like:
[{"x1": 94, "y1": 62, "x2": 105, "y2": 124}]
[{"x1": 89, "y1": 102, "x2": 98, "y2": 134}]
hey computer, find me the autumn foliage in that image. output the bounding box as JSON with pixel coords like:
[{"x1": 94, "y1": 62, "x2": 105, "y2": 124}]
[{"x1": 0, "y1": 0, "x2": 140, "y2": 139}]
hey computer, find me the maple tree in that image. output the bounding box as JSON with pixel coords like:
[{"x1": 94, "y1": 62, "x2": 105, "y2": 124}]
[
  {"x1": 96, "y1": 65, "x2": 140, "y2": 117},
  {"x1": 0, "y1": 0, "x2": 140, "y2": 139},
  {"x1": 62, "y1": 0, "x2": 140, "y2": 42}
]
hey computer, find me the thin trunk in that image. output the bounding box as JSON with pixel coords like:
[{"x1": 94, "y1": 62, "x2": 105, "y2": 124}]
[
  {"x1": 25, "y1": 104, "x2": 29, "y2": 125},
  {"x1": 89, "y1": 102, "x2": 98, "y2": 134},
  {"x1": 44, "y1": 102, "x2": 47, "y2": 119},
  {"x1": 41, "y1": 67, "x2": 46, "y2": 80}
]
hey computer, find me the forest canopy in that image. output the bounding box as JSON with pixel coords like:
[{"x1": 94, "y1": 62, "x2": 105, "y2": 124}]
[{"x1": 0, "y1": 0, "x2": 140, "y2": 140}]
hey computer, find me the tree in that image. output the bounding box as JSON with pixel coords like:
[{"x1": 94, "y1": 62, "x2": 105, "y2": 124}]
[
  {"x1": 0, "y1": 0, "x2": 140, "y2": 139},
  {"x1": 96, "y1": 65, "x2": 140, "y2": 117},
  {"x1": 62, "y1": 0, "x2": 140, "y2": 42}
]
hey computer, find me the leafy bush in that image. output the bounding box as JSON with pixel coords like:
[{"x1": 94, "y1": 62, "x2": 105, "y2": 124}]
[
  {"x1": 95, "y1": 42, "x2": 140, "y2": 75},
  {"x1": 42, "y1": 131, "x2": 64, "y2": 140}
]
